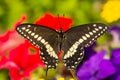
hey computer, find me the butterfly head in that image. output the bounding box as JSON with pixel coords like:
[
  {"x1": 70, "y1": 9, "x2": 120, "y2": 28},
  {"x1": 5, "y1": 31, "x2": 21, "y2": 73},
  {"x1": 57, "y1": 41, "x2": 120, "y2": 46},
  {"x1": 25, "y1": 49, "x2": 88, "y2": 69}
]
[
  {"x1": 58, "y1": 28, "x2": 63, "y2": 33},
  {"x1": 58, "y1": 28, "x2": 64, "y2": 39}
]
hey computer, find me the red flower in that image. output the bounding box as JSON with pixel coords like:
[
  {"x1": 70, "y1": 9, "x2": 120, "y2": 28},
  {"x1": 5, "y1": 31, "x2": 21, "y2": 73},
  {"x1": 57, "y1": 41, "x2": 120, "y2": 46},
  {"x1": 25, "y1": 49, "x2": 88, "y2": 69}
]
[{"x1": 8, "y1": 41, "x2": 44, "y2": 80}]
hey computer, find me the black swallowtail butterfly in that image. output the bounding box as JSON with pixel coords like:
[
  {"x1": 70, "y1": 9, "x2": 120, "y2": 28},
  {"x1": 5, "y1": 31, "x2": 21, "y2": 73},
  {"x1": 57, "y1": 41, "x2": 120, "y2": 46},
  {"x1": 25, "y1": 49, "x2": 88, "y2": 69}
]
[{"x1": 16, "y1": 23, "x2": 108, "y2": 75}]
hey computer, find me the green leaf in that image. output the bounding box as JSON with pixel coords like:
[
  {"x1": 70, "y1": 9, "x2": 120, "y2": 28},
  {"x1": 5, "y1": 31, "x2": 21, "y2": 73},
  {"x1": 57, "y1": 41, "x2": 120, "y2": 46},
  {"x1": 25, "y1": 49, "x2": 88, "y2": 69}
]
[
  {"x1": 97, "y1": 33, "x2": 112, "y2": 45},
  {"x1": 0, "y1": 69, "x2": 10, "y2": 80}
]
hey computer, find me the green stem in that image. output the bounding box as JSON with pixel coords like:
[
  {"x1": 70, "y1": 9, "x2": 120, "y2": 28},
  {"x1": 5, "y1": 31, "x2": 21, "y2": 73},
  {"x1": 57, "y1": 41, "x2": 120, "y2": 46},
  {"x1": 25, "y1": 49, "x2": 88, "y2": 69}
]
[{"x1": 70, "y1": 70, "x2": 78, "y2": 80}]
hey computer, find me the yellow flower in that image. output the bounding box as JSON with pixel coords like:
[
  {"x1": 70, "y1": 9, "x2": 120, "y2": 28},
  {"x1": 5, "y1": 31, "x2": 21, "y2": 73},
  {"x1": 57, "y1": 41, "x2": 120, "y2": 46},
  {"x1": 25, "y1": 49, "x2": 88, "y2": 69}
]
[
  {"x1": 39, "y1": 79, "x2": 44, "y2": 80},
  {"x1": 57, "y1": 78, "x2": 74, "y2": 80},
  {"x1": 101, "y1": 0, "x2": 120, "y2": 23},
  {"x1": 69, "y1": 78, "x2": 74, "y2": 80},
  {"x1": 57, "y1": 78, "x2": 65, "y2": 80}
]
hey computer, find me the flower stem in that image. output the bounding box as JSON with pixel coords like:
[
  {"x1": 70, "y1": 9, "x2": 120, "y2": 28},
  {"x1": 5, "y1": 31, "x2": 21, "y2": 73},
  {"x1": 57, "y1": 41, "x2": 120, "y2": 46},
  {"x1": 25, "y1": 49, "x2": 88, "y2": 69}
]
[{"x1": 70, "y1": 70, "x2": 78, "y2": 80}]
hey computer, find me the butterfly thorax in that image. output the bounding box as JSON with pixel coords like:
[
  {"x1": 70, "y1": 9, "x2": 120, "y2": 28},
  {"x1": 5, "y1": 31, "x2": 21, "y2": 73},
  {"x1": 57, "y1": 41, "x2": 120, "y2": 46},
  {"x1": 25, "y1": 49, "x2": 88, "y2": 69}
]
[{"x1": 58, "y1": 28, "x2": 64, "y2": 51}]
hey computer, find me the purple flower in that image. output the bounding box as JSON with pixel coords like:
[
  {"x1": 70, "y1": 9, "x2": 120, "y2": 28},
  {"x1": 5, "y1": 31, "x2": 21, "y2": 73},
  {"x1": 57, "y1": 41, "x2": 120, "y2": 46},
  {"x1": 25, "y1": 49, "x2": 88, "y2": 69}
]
[
  {"x1": 77, "y1": 51, "x2": 116, "y2": 80},
  {"x1": 109, "y1": 26, "x2": 120, "y2": 36},
  {"x1": 111, "y1": 48, "x2": 120, "y2": 68},
  {"x1": 84, "y1": 43, "x2": 96, "y2": 60},
  {"x1": 109, "y1": 26, "x2": 120, "y2": 45},
  {"x1": 109, "y1": 48, "x2": 120, "y2": 80},
  {"x1": 76, "y1": 43, "x2": 96, "y2": 69}
]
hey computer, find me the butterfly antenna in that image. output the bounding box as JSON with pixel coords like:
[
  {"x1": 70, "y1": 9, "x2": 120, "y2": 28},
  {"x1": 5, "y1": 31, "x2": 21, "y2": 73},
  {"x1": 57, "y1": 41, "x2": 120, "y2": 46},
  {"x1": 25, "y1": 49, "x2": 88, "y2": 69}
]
[
  {"x1": 57, "y1": 14, "x2": 60, "y2": 23},
  {"x1": 53, "y1": 14, "x2": 60, "y2": 30},
  {"x1": 57, "y1": 14, "x2": 59, "y2": 17},
  {"x1": 56, "y1": 14, "x2": 65, "y2": 30},
  {"x1": 63, "y1": 14, "x2": 65, "y2": 17}
]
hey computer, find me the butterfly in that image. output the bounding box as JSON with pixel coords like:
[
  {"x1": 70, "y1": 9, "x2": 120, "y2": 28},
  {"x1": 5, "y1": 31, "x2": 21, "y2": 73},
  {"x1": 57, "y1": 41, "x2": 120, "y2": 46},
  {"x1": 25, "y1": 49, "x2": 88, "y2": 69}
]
[{"x1": 16, "y1": 23, "x2": 108, "y2": 75}]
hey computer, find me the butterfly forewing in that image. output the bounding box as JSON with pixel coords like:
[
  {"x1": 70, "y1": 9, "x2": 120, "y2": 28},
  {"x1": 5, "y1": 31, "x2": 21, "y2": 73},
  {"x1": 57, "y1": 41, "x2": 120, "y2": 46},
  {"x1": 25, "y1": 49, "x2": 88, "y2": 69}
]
[
  {"x1": 62, "y1": 23, "x2": 108, "y2": 69},
  {"x1": 16, "y1": 24, "x2": 59, "y2": 70}
]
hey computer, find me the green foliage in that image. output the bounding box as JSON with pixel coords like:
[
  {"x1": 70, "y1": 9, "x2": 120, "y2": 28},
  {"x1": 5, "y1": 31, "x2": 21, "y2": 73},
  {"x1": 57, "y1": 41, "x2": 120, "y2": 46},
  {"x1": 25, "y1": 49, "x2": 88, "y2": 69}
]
[
  {"x1": 0, "y1": 0, "x2": 105, "y2": 30},
  {"x1": 31, "y1": 68, "x2": 57, "y2": 79}
]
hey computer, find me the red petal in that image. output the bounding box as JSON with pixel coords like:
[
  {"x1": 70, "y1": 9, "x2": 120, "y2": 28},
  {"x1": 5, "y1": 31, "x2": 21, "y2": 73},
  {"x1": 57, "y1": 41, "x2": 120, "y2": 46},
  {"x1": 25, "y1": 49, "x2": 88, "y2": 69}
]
[
  {"x1": 35, "y1": 13, "x2": 73, "y2": 31},
  {"x1": 0, "y1": 31, "x2": 24, "y2": 56},
  {"x1": 9, "y1": 41, "x2": 45, "y2": 69},
  {"x1": 14, "y1": 15, "x2": 27, "y2": 29}
]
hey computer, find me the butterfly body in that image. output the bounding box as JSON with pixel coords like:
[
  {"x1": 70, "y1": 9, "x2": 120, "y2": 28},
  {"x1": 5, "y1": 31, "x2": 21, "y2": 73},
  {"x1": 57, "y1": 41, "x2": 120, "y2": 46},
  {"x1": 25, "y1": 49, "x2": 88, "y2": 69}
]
[
  {"x1": 16, "y1": 23, "x2": 108, "y2": 73},
  {"x1": 57, "y1": 28, "x2": 64, "y2": 51}
]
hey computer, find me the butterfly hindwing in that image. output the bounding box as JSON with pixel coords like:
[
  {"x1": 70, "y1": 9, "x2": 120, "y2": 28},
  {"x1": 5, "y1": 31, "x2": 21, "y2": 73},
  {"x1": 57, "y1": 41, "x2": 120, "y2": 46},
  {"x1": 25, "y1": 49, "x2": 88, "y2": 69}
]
[
  {"x1": 62, "y1": 23, "x2": 108, "y2": 69},
  {"x1": 40, "y1": 46, "x2": 58, "y2": 75},
  {"x1": 16, "y1": 24, "x2": 59, "y2": 70},
  {"x1": 63, "y1": 46, "x2": 84, "y2": 69}
]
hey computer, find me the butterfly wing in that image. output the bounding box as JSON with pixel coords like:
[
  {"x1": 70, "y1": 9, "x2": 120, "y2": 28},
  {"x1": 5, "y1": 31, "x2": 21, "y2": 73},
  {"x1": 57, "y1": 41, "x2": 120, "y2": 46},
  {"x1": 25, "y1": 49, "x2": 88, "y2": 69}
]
[
  {"x1": 16, "y1": 24, "x2": 59, "y2": 70},
  {"x1": 62, "y1": 23, "x2": 108, "y2": 69},
  {"x1": 63, "y1": 46, "x2": 84, "y2": 70}
]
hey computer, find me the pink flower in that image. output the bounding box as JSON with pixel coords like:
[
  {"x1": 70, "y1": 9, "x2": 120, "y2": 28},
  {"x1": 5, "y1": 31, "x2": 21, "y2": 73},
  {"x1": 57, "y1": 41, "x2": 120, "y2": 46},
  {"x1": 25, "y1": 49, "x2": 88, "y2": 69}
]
[{"x1": 0, "y1": 15, "x2": 26, "y2": 57}]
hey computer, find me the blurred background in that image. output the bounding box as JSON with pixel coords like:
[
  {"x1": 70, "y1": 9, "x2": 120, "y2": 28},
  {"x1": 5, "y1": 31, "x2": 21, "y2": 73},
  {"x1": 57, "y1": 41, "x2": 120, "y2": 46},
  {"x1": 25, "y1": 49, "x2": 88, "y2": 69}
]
[
  {"x1": 0, "y1": 0, "x2": 120, "y2": 80},
  {"x1": 0, "y1": 0, "x2": 107, "y2": 31}
]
